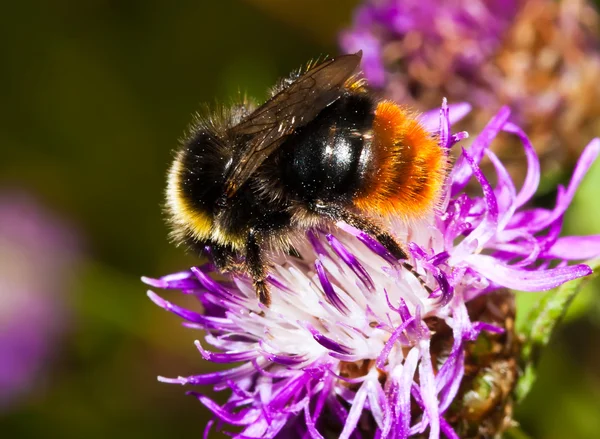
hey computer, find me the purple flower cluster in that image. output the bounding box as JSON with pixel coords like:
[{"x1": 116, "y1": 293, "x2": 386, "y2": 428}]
[
  {"x1": 0, "y1": 193, "x2": 78, "y2": 410},
  {"x1": 144, "y1": 103, "x2": 599, "y2": 438},
  {"x1": 340, "y1": 0, "x2": 519, "y2": 90}
]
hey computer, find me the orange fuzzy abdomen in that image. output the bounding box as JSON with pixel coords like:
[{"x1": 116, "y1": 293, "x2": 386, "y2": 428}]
[{"x1": 353, "y1": 101, "x2": 447, "y2": 219}]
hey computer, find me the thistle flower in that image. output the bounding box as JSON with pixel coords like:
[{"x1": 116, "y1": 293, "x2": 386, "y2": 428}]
[
  {"x1": 0, "y1": 193, "x2": 78, "y2": 410},
  {"x1": 144, "y1": 102, "x2": 600, "y2": 438},
  {"x1": 340, "y1": 0, "x2": 600, "y2": 184}
]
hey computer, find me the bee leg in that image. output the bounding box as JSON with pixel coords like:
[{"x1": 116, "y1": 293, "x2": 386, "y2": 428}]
[
  {"x1": 311, "y1": 205, "x2": 433, "y2": 294},
  {"x1": 310, "y1": 205, "x2": 407, "y2": 258},
  {"x1": 210, "y1": 244, "x2": 243, "y2": 273},
  {"x1": 245, "y1": 230, "x2": 271, "y2": 306},
  {"x1": 287, "y1": 245, "x2": 303, "y2": 260}
]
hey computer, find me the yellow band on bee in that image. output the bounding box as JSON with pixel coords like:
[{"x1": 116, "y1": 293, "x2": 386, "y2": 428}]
[
  {"x1": 166, "y1": 156, "x2": 213, "y2": 241},
  {"x1": 167, "y1": 155, "x2": 244, "y2": 249}
]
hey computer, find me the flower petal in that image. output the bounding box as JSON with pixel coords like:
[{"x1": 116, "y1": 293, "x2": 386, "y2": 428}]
[
  {"x1": 466, "y1": 255, "x2": 592, "y2": 291},
  {"x1": 544, "y1": 235, "x2": 600, "y2": 260},
  {"x1": 419, "y1": 102, "x2": 472, "y2": 133},
  {"x1": 451, "y1": 106, "x2": 511, "y2": 196}
]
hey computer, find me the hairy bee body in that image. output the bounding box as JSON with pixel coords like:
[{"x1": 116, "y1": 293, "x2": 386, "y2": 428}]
[{"x1": 166, "y1": 53, "x2": 446, "y2": 305}]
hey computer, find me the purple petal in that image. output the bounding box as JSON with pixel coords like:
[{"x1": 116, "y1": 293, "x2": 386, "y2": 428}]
[
  {"x1": 431, "y1": 272, "x2": 453, "y2": 307},
  {"x1": 307, "y1": 229, "x2": 330, "y2": 257},
  {"x1": 451, "y1": 106, "x2": 511, "y2": 195},
  {"x1": 147, "y1": 291, "x2": 237, "y2": 330},
  {"x1": 527, "y1": 139, "x2": 600, "y2": 232},
  {"x1": 440, "y1": 417, "x2": 460, "y2": 439},
  {"x1": 396, "y1": 347, "x2": 420, "y2": 439},
  {"x1": 315, "y1": 259, "x2": 350, "y2": 313},
  {"x1": 503, "y1": 122, "x2": 540, "y2": 209},
  {"x1": 198, "y1": 395, "x2": 260, "y2": 425},
  {"x1": 419, "y1": 102, "x2": 472, "y2": 133},
  {"x1": 327, "y1": 234, "x2": 374, "y2": 291},
  {"x1": 418, "y1": 341, "x2": 440, "y2": 439},
  {"x1": 142, "y1": 271, "x2": 201, "y2": 290},
  {"x1": 259, "y1": 348, "x2": 306, "y2": 366},
  {"x1": 485, "y1": 149, "x2": 517, "y2": 231},
  {"x1": 450, "y1": 131, "x2": 469, "y2": 148},
  {"x1": 305, "y1": 323, "x2": 352, "y2": 355},
  {"x1": 304, "y1": 403, "x2": 326, "y2": 439},
  {"x1": 435, "y1": 308, "x2": 467, "y2": 402},
  {"x1": 194, "y1": 340, "x2": 257, "y2": 363},
  {"x1": 366, "y1": 378, "x2": 386, "y2": 431},
  {"x1": 191, "y1": 267, "x2": 241, "y2": 302},
  {"x1": 267, "y1": 274, "x2": 294, "y2": 293},
  {"x1": 337, "y1": 221, "x2": 397, "y2": 265},
  {"x1": 437, "y1": 349, "x2": 465, "y2": 414},
  {"x1": 307, "y1": 373, "x2": 335, "y2": 435},
  {"x1": 437, "y1": 98, "x2": 450, "y2": 149},
  {"x1": 203, "y1": 419, "x2": 214, "y2": 439},
  {"x1": 338, "y1": 380, "x2": 370, "y2": 439},
  {"x1": 268, "y1": 373, "x2": 308, "y2": 410},
  {"x1": 376, "y1": 316, "x2": 416, "y2": 368},
  {"x1": 467, "y1": 255, "x2": 592, "y2": 291},
  {"x1": 545, "y1": 235, "x2": 600, "y2": 260},
  {"x1": 471, "y1": 322, "x2": 504, "y2": 335},
  {"x1": 158, "y1": 361, "x2": 258, "y2": 386},
  {"x1": 452, "y1": 148, "x2": 498, "y2": 260}
]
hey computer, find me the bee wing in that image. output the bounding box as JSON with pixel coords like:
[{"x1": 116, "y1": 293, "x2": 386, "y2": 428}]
[{"x1": 224, "y1": 52, "x2": 362, "y2": 197}]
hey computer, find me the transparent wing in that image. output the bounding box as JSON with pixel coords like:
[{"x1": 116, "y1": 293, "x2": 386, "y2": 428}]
[{"x1": 224, "y1": 52, "x2": 362, "y2": 197}]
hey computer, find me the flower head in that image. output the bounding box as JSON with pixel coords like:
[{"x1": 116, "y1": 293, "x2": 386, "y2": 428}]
[
  {"x1": 0, "y1": 193, "x2": 79, "y2": 410},
  {"x1": 145, "y1": 102, "x2": 599, "y2": 438},
  {"x1": 341, "y1": 0, "x2": 600, "y2": 183}
]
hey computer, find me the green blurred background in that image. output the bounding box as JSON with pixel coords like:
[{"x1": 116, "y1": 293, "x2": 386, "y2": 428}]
[{"x1": 0, "y1": 1, "x2": 598, "y2": 438}]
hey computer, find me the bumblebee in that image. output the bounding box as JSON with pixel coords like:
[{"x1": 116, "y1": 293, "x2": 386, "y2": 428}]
[{"x1": 166, "y1": 52, "x2": 446, "y2": 305}]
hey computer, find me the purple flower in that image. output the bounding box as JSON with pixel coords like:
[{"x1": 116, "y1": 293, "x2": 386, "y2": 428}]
[
  {"x1": 340, "y1": 0, "x2": 518, "y2": 94},
  {"x1": 0, "y1": 193, "x2": 79, "y2": 410},
  {"x1": 144, "y1": 103, "x2": 599, "y2": 438}
]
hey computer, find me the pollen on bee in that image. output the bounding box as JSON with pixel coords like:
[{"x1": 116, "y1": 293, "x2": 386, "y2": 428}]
[{"x1": 353, "y1": 101, "x2": 447, "y2": 219}]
